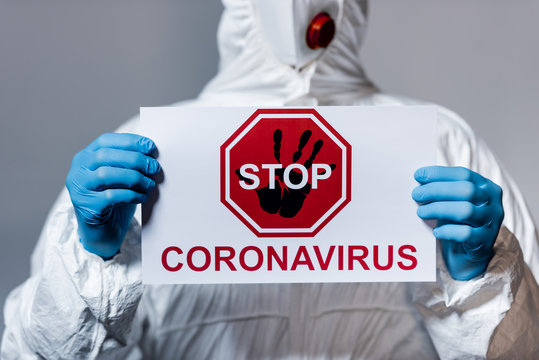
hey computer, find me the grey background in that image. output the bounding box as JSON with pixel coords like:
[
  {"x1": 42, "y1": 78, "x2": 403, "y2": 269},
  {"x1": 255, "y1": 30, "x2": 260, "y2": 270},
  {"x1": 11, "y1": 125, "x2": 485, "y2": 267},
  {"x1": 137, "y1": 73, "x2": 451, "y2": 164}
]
[{"x1": 0, "y1": 0, "x2": 537, "y2": 339}]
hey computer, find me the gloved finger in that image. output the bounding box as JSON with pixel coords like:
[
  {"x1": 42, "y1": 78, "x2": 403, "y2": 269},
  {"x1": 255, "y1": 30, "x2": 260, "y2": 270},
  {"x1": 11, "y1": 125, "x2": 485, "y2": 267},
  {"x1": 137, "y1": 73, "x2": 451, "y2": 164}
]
[
  {"x1": 85, "y1": 167, "x2": 156, "y2": 193},
  {"x1": 414, "y1": 166, "x2": 486, "y2": 185},
  {"x1": 435, "y1": 225, "x2": 493, "y2": 257},
  {"x1": 432, "y1": 223, "x2": 478, "y2": 243},
  {"x1": 87, "y1": 133, "x2": 157, "y2": 157},
  {"x1": 99, "y1": 188, "x2": 149, "y2": 207},
  {"x1": 433, "y1": 224, "x2": 493, "y2": 253},
  {"x1": 412, "y1": 181, "x2": 488, "y2": 205},
  {"x1": 84, "y1": 148, "x2": 161, "y2": 176},
  {"x1": 416, "y1": 201, "x2": 489, "y2": 227}
]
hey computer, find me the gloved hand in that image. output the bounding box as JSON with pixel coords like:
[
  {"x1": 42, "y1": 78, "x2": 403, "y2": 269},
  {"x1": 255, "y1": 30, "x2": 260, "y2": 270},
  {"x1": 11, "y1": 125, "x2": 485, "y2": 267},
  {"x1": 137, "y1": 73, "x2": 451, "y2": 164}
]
[
  {"x1": 412, "y1": 166, "x2": 504, "y2": 280},
  {"x1": 66, "y1": 133, "x2": 161, "y2": 259}
]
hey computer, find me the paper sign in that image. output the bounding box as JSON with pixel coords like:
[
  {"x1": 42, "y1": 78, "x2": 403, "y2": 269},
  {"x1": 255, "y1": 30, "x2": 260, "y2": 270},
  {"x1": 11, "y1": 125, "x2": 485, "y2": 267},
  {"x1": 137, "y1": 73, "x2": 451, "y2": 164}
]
[{"x1": 139, "y1": 106, "x2": 437, "y2": 284}]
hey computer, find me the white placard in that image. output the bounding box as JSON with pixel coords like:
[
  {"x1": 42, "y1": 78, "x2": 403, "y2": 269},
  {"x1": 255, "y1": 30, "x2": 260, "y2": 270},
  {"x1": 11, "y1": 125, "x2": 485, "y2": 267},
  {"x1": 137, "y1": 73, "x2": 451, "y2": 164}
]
[{"x1": 139, "y1": 106, "x2": 437, "y2": 284}]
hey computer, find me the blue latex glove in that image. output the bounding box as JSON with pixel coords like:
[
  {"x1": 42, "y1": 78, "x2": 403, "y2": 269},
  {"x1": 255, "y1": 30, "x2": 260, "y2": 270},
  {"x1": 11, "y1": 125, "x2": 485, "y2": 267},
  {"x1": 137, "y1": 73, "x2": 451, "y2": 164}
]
[
  {"x1": 412, "y1": 166, "x2": 504, "y2": 280},
  {"x1": 66, "y1": 133, "x2": 161, "y2": 259}
]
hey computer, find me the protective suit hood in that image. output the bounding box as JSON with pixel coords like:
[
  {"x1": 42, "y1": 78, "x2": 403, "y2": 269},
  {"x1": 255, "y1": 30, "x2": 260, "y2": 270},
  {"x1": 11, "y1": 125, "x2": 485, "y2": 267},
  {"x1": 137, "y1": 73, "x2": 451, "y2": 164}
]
[{"x1": 198, "y1": 0, "x2": 376, "y2": 106}]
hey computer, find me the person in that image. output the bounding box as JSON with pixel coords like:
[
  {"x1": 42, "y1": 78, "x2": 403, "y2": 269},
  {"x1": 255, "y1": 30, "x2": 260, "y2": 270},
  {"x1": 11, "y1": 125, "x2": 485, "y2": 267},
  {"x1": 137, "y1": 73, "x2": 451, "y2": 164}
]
[{"x1": 3, "y1": 0, "x2": 539, "y2": 358}]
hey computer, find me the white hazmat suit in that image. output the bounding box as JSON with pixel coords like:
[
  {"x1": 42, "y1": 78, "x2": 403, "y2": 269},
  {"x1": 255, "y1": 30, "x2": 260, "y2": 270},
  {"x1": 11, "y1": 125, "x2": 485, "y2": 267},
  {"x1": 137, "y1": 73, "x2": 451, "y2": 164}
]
[{"x1": 3, "y1": 0, "x2": 539, "y2": 359}]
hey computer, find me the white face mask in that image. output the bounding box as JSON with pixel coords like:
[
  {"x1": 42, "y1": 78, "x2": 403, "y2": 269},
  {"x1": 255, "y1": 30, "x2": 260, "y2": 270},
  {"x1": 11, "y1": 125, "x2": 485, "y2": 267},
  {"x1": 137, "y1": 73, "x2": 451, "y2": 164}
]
[{"x1": 253, "y1": 0, "x2": 343, "y2": 69}]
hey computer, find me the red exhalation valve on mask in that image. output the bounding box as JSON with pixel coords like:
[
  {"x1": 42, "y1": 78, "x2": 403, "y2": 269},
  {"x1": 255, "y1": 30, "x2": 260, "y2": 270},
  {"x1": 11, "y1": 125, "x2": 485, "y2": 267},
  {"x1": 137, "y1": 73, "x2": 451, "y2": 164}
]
[{"x1": 306, "y1": 12, "x2": 336, "y2": 50}]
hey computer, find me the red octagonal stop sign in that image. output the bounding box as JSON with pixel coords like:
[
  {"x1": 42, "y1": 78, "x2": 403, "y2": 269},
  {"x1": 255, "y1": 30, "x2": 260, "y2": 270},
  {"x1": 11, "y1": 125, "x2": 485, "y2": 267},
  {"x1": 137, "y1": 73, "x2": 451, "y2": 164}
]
[{"x1": 221, "y1": 109, "x2": 351, "y2": 237}]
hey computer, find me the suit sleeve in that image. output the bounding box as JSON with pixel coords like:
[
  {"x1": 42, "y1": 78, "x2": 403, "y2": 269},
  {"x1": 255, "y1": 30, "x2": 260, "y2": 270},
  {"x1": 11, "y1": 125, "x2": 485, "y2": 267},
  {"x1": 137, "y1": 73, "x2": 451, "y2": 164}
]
[{"x1": 1, "y1": 189, "x2": 145, "y2": 359}]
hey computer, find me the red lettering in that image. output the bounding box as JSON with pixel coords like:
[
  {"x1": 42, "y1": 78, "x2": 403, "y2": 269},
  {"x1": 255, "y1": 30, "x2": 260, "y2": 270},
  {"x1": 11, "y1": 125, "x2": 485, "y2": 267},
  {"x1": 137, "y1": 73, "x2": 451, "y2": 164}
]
[
  {"x1": 187, "y1": 246, "x2": 211, "y2": 272},
  {"x1": 268, "y1": 246, "x2": 287, "y2": 271},
  {"x1": 162, "y1": 246, "x2": 183, "y2": 272},
  {"x1": 215, "y1": 246, "x2": 237, "y2": 271},
  {"x1": 398, "y1": 245, "x2": 417, "y2": 270},
  {"x1": 163, "y1": 244, "x2": 414, "y2": 274},
  {"x1": 313, "y1": 246, "x2": 335, "y2": 270},
  {"x1": 373, "y1": 245, "x2": 393, "y2": 270},
  {"x1": 348, "y1": 246, "x2": 369, "y2": 270},
  {"x1": 239, "y1": 246, "x2": 264, "y2": 271},
  {"x1": 291, "y1": 246, "x2": 315, "y2": 270}
]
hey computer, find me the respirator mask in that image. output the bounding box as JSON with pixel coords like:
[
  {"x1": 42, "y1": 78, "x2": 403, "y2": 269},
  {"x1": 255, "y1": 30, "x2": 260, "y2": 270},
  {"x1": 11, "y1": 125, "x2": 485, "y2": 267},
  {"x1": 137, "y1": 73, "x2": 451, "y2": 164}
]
[{"x1": 253, "y1": 0, "x2": 343, "y2": 69}]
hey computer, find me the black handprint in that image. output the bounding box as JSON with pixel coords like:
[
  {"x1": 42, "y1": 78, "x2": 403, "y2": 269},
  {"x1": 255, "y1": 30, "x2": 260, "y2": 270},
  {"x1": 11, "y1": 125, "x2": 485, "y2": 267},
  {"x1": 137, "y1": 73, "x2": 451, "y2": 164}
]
[{"x1": 236, "y1": 129, "x2": 336, "y2": 218}]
